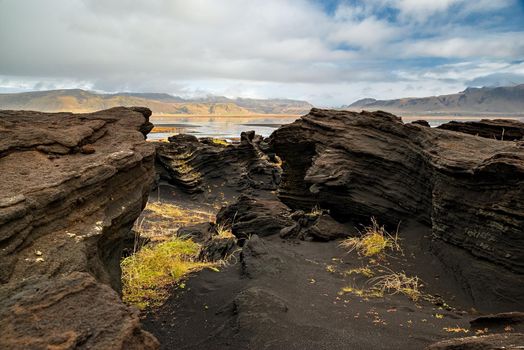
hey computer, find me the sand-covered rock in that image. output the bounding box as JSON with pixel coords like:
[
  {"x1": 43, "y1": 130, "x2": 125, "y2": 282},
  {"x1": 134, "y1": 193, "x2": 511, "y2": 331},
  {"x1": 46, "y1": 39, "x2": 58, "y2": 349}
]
[
  {"x1": 269, "y1": 108, "x2": 524, "y2": 310},
  {"x1": 437, "y1": 119, "x2": 524, "y2": 140},
  {"x1": 0, "y1": 107, "x2": 158, "y2": 349}
]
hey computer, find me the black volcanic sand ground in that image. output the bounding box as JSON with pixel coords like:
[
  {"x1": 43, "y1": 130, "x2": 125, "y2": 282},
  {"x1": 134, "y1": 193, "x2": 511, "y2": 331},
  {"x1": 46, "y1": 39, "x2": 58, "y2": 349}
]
[{"x1": 139, "y1": 184, "x2": 491, "y2": 349}]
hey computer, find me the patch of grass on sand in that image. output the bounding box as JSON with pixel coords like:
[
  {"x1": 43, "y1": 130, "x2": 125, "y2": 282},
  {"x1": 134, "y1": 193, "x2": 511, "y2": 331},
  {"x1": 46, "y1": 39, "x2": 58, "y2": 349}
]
[
  {"x1": 339, "y1": 286, "x2": 384, "y2": 299},
  {"x1": 345, "y1": 267, "x2": 375, "y2": 278},
  {"x1": 211, "y1": 138, "x2": 229, "y2": 146},
  {"x1": 121, "y1": 237, "x2": 213, "y2": 309},
  {"x1": 370, "y1": 270, "x2": 422, "y2": 301},
  {"x1": 340, "y1": 217, "x2": 401, "y2": 257},
  {"x1": 139, "y1": 201, "x2": 214, "y2": 240}
]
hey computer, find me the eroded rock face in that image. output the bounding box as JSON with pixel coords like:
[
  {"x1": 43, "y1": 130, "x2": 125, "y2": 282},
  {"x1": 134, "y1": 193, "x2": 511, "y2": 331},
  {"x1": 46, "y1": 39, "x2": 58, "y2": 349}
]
[
  {"x1": 269, "y1": 108, "x2": 524, "y2": 310},
  {"x1": 426, "y1": 333, "x2": 524, "y2": 350},
  {"x1": 0, "y1": 107, "x2": 158, "y2": 349},
  {"x1": 437, "y1": 119, "x2": 524, "y2": 140},
  {"x1": 155, "y1": 131, "x2": 281, "y2": 199}
]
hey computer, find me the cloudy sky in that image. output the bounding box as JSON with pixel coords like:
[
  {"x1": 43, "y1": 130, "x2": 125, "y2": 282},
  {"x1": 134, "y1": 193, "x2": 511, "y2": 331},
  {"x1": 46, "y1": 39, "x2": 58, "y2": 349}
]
[{"x1": 1, "y1": 0, "x2": 523, "y2": 106}]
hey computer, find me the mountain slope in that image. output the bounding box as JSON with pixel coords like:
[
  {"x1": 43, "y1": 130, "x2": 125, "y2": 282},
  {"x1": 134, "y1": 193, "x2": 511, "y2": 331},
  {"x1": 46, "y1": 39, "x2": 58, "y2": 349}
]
[
  {"x1": 0, "y1": 89, "x2": 313, "y2": 115},
  {"x1": 346, "y1": 85, "x2": 524, "y2": 115}
]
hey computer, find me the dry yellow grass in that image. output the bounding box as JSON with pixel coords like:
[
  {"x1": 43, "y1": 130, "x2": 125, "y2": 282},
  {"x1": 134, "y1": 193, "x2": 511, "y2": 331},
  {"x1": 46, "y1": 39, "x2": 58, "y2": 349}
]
[
  {"x1": 340, "y1": 217, "x2": 401, "y2": 257},
  {"x1": 370, "y1": 269, "x2": 423, "y2": 301},
  {"x1": 139, "y1": 201, "x2": 214, "y2": 240},
  {"x1": 214, "y1": 222, "x2": 235, "y2": 238},
  {"x1": 339, "y1": 286, "x2": 384, "y2": 299},
  {"x1": 345, "y1": 267, "x2": 375, "y2": 278}
]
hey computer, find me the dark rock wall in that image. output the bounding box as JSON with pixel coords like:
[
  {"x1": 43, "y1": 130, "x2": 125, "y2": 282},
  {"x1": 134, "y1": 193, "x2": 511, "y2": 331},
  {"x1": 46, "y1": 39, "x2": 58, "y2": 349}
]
[
  {"x1": 0, "y1": 107, "x2": 158, "y2": 349},
  {"x1": 269, "y1": 108, "x2": 524, "y2": 310}
]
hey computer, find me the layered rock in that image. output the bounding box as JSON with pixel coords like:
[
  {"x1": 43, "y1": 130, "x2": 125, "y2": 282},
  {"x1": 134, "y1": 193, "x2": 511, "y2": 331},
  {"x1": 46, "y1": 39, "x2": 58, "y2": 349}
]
[
  {"x1": 437, "y1": 119, "x2": 524, "y2": 140},
  {"x1": 155, "y1": 131, "x2": 281, "y2": 199},
  {"x1": 269, "y1": 108, "x2": 524, "y2": 310},
  {"x1": 427, "y1": 333, "x2": 524, "y2": 350},
  {"x1": 0, "y1": 107, "x2": 158, "y2": 349}
]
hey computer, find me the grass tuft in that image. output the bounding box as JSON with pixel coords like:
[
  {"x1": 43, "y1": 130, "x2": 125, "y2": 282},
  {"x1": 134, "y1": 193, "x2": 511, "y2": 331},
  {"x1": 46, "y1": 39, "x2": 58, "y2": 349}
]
[
  {"x1": 345, "y1": 267, "x2": 375, "y2": 278},
  {"x1": 339, "y1": 286, "x2": 384, "y2": 299},
  {"x1": 211, "y1": 138, "x2": 229, "y2": 146},
  {"x1": 370, "y1": 269, "x2": 422, "y2": 301},
  {"x1": 214, "y1": 222, "x2": 235, "y2": 239},
  {"x1": 340, "y1": 217, "x2": 401, "y2": 257},
  {"x1": 121, "y1": 237, "x2": 213, "y2": 309}
]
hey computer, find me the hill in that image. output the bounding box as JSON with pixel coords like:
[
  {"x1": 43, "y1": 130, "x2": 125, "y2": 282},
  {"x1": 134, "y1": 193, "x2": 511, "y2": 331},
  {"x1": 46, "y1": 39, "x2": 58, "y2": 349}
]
[
  {"x1": 346, "y1": 85, "x2": 524, "y2": 115},
  {"x1": 0, "y1": 89, "x2": 313, "y2": 115}
]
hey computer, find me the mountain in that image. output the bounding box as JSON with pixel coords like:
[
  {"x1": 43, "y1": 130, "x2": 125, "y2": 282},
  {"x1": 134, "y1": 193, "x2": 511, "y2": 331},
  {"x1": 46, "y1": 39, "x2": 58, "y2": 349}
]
[
  {"x1": 0, "y1": 89, "x2": 313, "y2": 115},
  {"x1": 346, "y1": 85, "x2": 524, "y2": 115}
]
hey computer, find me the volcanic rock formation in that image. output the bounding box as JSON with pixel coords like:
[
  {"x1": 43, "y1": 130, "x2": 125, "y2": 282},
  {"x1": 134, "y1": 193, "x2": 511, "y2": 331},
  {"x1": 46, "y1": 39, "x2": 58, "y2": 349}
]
[
  {"x1": 155, "y1": 130, "x2": 281, "y2": 199},
  {"x1": 437, "y1": 118, "x2": 524, "y2": 140},
  {"x1": 268, "y1": 108, "x2": 524, "y2": 311},
  {"x1": 0, "y1": 107, "x2": 158, "y2": 349}
]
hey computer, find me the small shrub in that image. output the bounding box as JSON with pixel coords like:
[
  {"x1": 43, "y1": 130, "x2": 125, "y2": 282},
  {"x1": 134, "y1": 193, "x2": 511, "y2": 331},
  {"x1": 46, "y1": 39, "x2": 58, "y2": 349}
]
[{"x1": 340, "y1": 217, "x2": 401, "y2": 257}]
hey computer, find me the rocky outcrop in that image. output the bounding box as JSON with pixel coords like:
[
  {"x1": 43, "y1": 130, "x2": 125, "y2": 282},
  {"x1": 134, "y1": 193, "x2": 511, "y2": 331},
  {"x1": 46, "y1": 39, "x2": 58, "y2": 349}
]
[
  {"x1": 268, "y1": 108, "x2": 524, "y2": 310},
  {"x1": 155, "y1": 131, "x2": 281, "y2": 199},
  {"x1": 437, "y1": 119, "x2": 524, "y2": 140},
  {"x1": 426, "y1": 333, "x2": 524, "y2": 350},
  {"x1": 0, "y1": 107, "x2": 158, "y2": 349},
  {"x1": 216, "y1": 195, "x2": 294, "y2": 239}
]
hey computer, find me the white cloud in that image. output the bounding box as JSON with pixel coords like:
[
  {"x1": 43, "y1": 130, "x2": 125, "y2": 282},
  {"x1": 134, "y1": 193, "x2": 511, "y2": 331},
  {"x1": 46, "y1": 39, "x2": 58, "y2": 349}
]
[{"x1": 0, "y1": 0, "x2": 522, "y2": 105}]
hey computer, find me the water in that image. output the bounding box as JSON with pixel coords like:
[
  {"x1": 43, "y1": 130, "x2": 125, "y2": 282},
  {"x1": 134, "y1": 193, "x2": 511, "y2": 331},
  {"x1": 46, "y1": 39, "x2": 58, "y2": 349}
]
[
  {"x1": 148, "y1": 115, "x2": 523, "y2": 141},
  {"x1": 149, "y1": 115, "x2": 300, "y2": 140}
]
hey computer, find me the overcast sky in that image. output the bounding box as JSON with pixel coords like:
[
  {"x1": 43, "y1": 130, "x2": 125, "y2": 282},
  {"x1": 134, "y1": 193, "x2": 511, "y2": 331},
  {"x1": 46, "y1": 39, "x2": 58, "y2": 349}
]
[{"x1": 1, "y1": 0, "x2": 523, "y2": 106}]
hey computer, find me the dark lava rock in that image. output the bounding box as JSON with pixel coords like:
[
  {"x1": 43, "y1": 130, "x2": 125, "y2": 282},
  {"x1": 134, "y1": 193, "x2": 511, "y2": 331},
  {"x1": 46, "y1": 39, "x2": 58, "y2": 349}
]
[
  {"x1": 0, "y1": 107, "x2": 158, "y2": 349},
  {"x1": 268, "y1": 108, "x2": 524, "y2": 311},
  {"x1": 426, "y1": 333, "x2": 524, "y2": 349},
  {"x1": 198, "y1": 236, "x2": 237, "y2": 262},
  {"x1": 240, "y1": 235, "x2": 285, "y2": 278},
  {"x1": 178, "y1": 222, "x2": 238, "y2": 261},
  {"x1": 300, "y1": 213, "x2": 352, "y2": 241},
  {"x1": 437, "y1": 119, "x2": 524, "y2": 140},
  {"x1": 177, "y1": 222, "x2": 215, "y2": 243},
  {"x1": 471, "y1": 312, "x2": 524, "y2": 332},
  {"x1": 411, "y1": 119, "x2": 431, "y2": 127},
  {"x1": 216, "y1": 195, "x2": 294, "y2": 239},
  {"x1": 155, "y1": 131, "x2": 281, "y2": 198}
]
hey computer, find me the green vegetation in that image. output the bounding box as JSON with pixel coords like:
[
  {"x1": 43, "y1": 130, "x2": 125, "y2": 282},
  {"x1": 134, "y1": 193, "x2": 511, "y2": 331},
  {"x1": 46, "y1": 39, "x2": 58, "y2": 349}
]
[{"x1": 121, "y1": 237, "x2": 213, "y2": 309}]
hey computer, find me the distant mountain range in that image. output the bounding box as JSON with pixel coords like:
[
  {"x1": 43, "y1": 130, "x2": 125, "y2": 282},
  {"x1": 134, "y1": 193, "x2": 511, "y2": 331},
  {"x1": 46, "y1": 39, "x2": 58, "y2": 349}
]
[
  {"x1": 0, "y1": 89, "x2": 313, "y2": 115},
  {"x1": 346, "y1": 85, "x2": 524, "y2": 116}
]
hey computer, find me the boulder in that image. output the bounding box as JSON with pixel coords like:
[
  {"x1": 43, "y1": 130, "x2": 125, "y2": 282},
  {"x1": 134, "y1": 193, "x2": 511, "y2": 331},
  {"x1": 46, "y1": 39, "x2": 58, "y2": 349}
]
[
  {"x1": 269, "y1": 108, "x2": 524, "y2": 310},
  {"x1": 0, "y1": 107, "x2": 158, "y2": 349},
  {"x1": 216, "y1": 195, "x2": 294, "y2": 239}
]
